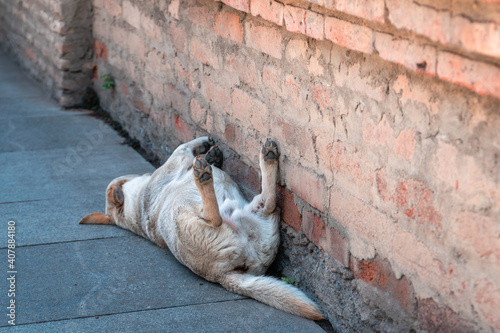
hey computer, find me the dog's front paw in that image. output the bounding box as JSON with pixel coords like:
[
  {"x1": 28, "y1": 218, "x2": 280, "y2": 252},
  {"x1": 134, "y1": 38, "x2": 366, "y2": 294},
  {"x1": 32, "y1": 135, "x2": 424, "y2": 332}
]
[
  {"x1": 261, "y1": 139, "x2": 279, "y2": 161},
  {"x1": 193, "y1": 156, "x2": 212, "y2": 183},
  {"x1": 205, "y1": 145, "x2": 223, "y2": 168}
]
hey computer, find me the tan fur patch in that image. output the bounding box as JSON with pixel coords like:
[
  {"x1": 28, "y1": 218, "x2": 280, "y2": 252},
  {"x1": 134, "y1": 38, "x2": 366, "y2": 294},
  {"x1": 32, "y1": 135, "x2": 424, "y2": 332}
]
[{"x1": 79, "y1": 212, "x2": 114, "y2": 225}]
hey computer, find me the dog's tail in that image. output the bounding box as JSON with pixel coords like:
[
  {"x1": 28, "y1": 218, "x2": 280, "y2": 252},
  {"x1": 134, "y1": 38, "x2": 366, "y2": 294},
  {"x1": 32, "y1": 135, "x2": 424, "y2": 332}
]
[
  {"x1": 220, "y1": 273, "x2": 324, "y2": 320},
  {"x1": 79, "y1": 212, "x2": 115, "y2": 225}
]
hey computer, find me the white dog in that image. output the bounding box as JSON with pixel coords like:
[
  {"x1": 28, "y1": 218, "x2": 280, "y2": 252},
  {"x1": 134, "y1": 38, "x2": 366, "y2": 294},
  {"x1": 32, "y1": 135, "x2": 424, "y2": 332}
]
[{"x1": 80, "y1": 137, "x2": 323, "y2": 320}]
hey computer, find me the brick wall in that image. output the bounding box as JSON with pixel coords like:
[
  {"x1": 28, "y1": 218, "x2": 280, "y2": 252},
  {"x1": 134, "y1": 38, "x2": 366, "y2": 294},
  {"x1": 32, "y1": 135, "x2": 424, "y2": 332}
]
[
  {"x1": 0, "y1": 0, "x2": 93, "y2": 106},
  {"x1": 2, "y1": 0, "x2": 500, "y2": 331}
]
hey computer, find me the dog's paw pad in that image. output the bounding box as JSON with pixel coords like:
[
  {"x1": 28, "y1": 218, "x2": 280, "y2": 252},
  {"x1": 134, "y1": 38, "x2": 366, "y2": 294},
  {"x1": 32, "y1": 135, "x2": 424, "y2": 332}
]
[
  {"x1": 193, "y1": 156, "x2": 212, "y2": 183},
  {"x1": 261, "y1": 139, "x2": 279, "y2": 161},
  {"x1": 206, "y1": 145, "x2": 223, "y2": 168}
]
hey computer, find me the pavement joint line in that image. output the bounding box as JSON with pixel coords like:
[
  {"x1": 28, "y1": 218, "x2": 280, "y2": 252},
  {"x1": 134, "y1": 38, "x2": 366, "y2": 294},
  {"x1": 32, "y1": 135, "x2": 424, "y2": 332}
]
[
  {"x1": 0, "y1": 141, "x2": 129, "y2": 156},
  {"x1": 2, "y1": 298, "x2": 252, "y2": 328},
  {"x1": 0, "y1": 235, "x2": 134, "y2": 250},
  {"x1": 0, "y1": 199, "x2": 45, "y2": 206}
]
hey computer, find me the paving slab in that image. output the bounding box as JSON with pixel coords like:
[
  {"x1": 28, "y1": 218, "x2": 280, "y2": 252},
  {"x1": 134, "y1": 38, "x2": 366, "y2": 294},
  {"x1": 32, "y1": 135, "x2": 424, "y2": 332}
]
[
  {"x1": 0, "y1": 113, "x2": 125, "y2": 153},
  {"x1": 0, "y1": 96, "x2": 65, "y2": 119},
  {"x1": 0, "y1": 144, "x2": 155, "y2": 203},
  {"x1": 0, "y1": 197, "x2": 131, "y2": 247},
  {"x1": 0, "y1": 299, "x2": 325, "y2": 333},
  {"x1": 0, "y1": 236, "x2": 244, "y2": 327}
]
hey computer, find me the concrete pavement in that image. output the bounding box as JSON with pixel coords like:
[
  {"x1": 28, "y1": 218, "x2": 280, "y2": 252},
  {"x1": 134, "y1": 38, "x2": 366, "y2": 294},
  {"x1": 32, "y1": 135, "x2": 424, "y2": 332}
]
[{"x1": 0, "y1": 52, "x2": 327, "y2": 332}]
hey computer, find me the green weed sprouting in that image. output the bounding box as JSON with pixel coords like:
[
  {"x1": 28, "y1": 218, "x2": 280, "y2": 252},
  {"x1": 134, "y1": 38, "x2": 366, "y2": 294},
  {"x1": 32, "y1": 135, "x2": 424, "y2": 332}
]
[{"x1": 100, "y1": 73, "x2": 115, "y2": 90}]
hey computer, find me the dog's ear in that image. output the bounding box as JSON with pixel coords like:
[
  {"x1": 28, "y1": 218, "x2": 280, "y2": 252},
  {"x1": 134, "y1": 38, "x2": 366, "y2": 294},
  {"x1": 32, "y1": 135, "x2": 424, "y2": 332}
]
[
  {"x1": 107, "y1": 184, "x2": 124, "y2": 207},
  {"x1": 79, "y1": 212, "x2": 114, "y2": 225}
]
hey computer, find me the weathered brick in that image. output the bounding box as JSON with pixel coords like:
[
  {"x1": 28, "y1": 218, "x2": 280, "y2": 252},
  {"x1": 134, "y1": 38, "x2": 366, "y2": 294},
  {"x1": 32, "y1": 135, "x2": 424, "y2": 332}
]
[
  {"x1": 169, "y1": 22, "x2": 186, "y2": 53},
  {"x1": 200, "y1": 76, "x2": 231, "y2": 113},
  {"x1": 335, "y1": 63, "x2": 386, "y2": 102},
  {"x1": 303, "y1": 210, "x2": 349, "y2": 266},
  {"x1": 168, "y1": 0, "x2": 180, "y2": 20},
  {"x1": 375, "y1": 33, "x2": 437, "y2": 75},
  {"x1": 224, "y1": 158, "x2": 261, "y2": 195},
  {"x1": 141, "y1": 14, "x2": 162, "y2": 43},
  {"x1": 219, "y1": 0, "x2": 249, "y2": 13},
  {"x1": 284, "y1": 161, "x2": 326, "y2": 212},
  {"x1": 336, "y1": 0, "x2": 385, "y2": 23},
  {"x1": 351, "y1": 256, "x2": 416, "y2": 314},
  {"x1": 474, "y1": 279, "x2": 500, "y2": 330},
  {"x1": 93, "y1": 39, "x2": 108, "y2": 61},
  {"x1": 122, "y1": 0, "x2": 141, "y2": 30},
  {"x1": 173, "y1": 113, "x2": 194, "y2": 143},
  {"x1": 214, "y1": 11, "x2": 243, "y2": 43},
  {"x1": 285, "y1": 37, "x2": 308, "y2": 62},
  {"x1": 187, "y1": 5, "x2": 212, "y2": 28},
  {"x1": 166, "y1": 85, "x2": 188, "y2": 114},
  {"x1": 277, "y1": 185, "x2": 302, "y2": 232},
  {"x1": 104, "y1": 0, "x2": 122, "y2": 18},
  {"x1": 418, "y1": 298, "x2": 477, "y2": 333},
  {"x1": 189, "y1": 39, "x2": 219, "y2": 69},
  {"x1": 284, "y1": 6, "x2": 306, "y2": 35},
  {"x1": 386, "y1": 0, "x2": 450, "y2": 45},
  {"x1": 305, "y1": 10, "x2": 324, "y2": 40},
  {"x1": 250, "y1": 0, "x2": 284, "y2": 26},
  {"x1": 225, "y1": 52, "x2": 259, "y2": 85},
  {"x1": 451, "y1": 16, "x2": 500, "y2": 59},
  {"x1": 330, "y1": 187, "x2": 391, "y2": 255},
  {"x1": 190, "y1": 98, "x2": 206, "y2": 125},
  {"x1": 331, "y1": 142, "x2": 373, "y2": 186},
  {"x1": 245, "y1": 20, "x2": 282, "y2": 59},
  {"x1": 231, "y1": 88, "x2": 267, "y2": 131},
  {"x1": 394, "y1": 179, "x2": 441, "y2": 229},
  {"x1": 437, "y1": 51, "x2": 500, "y2": 99},
  {"x1": 325, "y1": 17, "x2": 373, "y2": 54},
  {"x1": 394, "y1": 129, "x2": 416, "y2": 160},
  {"x1": 262, "y1": 64, "x2": 284, "y2": 97},
  {"x1": 453, "y1": 211, "x2": 499, "y2": 262}
]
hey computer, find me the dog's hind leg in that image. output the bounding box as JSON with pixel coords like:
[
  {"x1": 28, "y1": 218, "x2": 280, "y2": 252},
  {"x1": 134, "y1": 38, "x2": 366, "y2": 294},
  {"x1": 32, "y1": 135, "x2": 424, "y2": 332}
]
[
  {"x1": 251, "y1": 139, "x2": 279, "y2": 215},
  {"x1": 193, "y1": 156, "x2": 223, "y2": 227}
]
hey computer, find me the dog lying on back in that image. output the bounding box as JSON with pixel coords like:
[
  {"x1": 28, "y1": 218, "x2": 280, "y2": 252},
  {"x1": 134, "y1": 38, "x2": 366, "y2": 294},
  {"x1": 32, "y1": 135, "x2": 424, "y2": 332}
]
[{"x1": 80, "y1": 137, "x2": 323, "y2": 320}]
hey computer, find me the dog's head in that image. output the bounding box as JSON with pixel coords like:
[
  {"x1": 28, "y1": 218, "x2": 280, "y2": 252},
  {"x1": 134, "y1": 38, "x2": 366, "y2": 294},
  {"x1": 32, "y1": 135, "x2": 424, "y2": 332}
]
[{"x1": 79, "y1": 177, "x2": 128, "y2": 225}]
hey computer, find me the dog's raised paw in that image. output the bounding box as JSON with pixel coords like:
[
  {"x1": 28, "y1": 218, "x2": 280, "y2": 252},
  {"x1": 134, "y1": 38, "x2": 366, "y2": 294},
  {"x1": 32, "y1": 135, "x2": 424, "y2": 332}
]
[
  {"x1": 205, "y1": 145, "x2": 223, "y2": 168},
  {"x1": 261, "y1": 139, "x2": 279, "y2": 161},
  {"x1": 193, "y1": 156, "x2": 212, "y2": 183}
]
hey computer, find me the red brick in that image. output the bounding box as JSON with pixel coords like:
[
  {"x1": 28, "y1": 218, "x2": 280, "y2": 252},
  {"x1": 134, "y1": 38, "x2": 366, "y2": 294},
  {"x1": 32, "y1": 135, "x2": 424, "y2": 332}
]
[
  {"x1": 231, "y1": 88, "x2": 267, "y2": 131},
  {"x1": 451, "y1": 17, "x2": 500, "y2": 59},
  {"x1": 277, "y1": 185, "x2": 302, "y2": 231},
  {"x1": 245, "y1": 21, "x2": 282, "y2": 59},
  {"x1": 189, "y1": 39, "x2": 219, "y2": 69},
  {"x1": 325, "y1": 17, "x2": 373, "y2": 54},
  {"x1": 311, "y1": 83, "x2": 332, "y2": 111},
  {"x1": 271, "y1": 116, "x2": 314, "y2": 161},
  {"x1": 475, "y1": 279, "x2": 500, "y2": 329},
  {"x1": 351, "y1": 256, "x2": 416, "y2": 313},
  {"x1": 284, "y1": 6, "x2": 306, "y2": 35},
  {"x1": 214, "y1": 11, "x2": 243, "y2": 43},
  {"x1": 303, "y1": 210, "x2": 349, "y2": 266},
  {"x1": 284, "y1": 161, "x2": 326, "y2": 212},
  {"x1": 336, "y1": 0, "x2": 385, "y2": 23},
  {"x1": 376, "y1": 169, "x2": 390, "y2": 202},
  {"x1": 386, "y1": 0, "x2": 450, "y2": 45},
  {"x1": 305, "y1": 11, "x2": 324, "y2": 40},
  {"x1": 166, "y1": 85, "x2": 188, "y2": 114},
  {"x1": 219, "y1": 0, "x2": 249, "y2": 13},
  {"x1": 394, "y1": 179, "x2": 440, "y2": 229},
  {"x1": 395, "y1": 129, "x2": 416, "y2": 160},
  {"x1": 250, "y1": 0, "x2": 284, "y2": 26},
  {"x1": 93, "y1": 39, "x2": 108, "y2": 61},
  {"x1": 374, "y1": 33, "x2": 437, "y2": 75},
  {"x1": 418, "y1": 298, "x2": 477, "y2": 333},
  {"x1": 437, "y1": 51, "x2": 500, "y2": 99},
  {"x1": 169, "y1": 22, "x2": 186, "y2": 53},
  {"x1": 175, "y1": 60, "x2": 197, "y2": 92}
]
